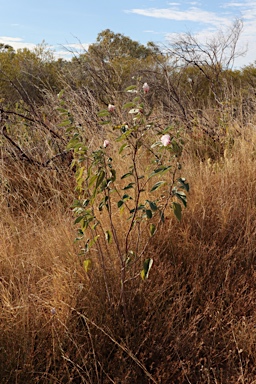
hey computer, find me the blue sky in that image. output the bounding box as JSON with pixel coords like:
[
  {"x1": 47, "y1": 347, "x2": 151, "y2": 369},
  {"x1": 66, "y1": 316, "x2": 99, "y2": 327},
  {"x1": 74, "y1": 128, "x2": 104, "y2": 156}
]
[{"x1": 1, "y1": 0, "x2": 256, "y2": 67}]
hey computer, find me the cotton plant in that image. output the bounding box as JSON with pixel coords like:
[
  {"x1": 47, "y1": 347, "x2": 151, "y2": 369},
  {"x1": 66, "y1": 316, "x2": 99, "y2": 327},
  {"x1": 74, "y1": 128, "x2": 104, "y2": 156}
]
[{"x1": 63, "y1": 81, "x2": 189, "y2": 318}]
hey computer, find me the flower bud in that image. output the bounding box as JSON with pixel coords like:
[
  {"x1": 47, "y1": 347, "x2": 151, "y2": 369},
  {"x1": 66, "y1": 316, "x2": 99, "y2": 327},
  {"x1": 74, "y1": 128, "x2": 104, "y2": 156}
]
[
  {"x1": 142, "y1": 82, "x2": 150, "y2": 94},
  {"x1": 108, "y1": 104, "x2": 115, "y2": 112},
  {"x1": 161, "y1": 134, "x2": 171, "y2": 147}
]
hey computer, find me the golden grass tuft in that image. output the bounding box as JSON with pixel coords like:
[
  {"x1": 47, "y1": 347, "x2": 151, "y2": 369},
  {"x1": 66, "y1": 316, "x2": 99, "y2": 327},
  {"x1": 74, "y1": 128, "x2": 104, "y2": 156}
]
[{"x1": 1, "y1": 125, "x2": 256, "y2": 383}]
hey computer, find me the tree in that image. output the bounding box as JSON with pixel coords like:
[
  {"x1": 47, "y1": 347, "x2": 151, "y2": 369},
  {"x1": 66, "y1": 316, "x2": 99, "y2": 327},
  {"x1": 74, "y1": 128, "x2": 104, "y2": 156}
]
[
  {"x1": 88, "y1": 29, "x2": 160, "y2": 61},
  {"x1": 65, "y1": 30, "x2": 162, "y2": 108},
  {"x1": 169, "y1": 20, "x2": 245, "y2": 75},
  {"x1": 0, "y1": 43, "x2": 15, "y2": 53},
  {"x1": 165, "y1": 19, "x2": 245, "y2": 107},
  {"x1": 0, "y1": 43, "x2": 62, "y2": 106},
  {"x1": 155, "y1": 19, "x2": 247, "y2": 127}
]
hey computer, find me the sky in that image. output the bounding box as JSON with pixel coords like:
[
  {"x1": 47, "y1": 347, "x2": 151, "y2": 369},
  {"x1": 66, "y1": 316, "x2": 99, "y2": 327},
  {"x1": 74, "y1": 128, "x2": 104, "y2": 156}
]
[{"x1": 1, "y1": 0, "x2": 256, "y2": 67}]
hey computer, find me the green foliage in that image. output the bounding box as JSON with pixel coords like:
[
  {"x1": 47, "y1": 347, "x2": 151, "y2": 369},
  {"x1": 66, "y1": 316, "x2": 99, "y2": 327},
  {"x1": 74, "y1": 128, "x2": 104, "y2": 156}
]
[
  {"x1": 0, "y1": 41, "x2": 66, "y2": 109},
  {"x1": 64, "y1": 82, "x2": 189, "y2": 319},
  {"x1": 140, "y1": 258, "x2": 153, "y2": 279},
  {"x1": 90, "y1": 29, "x2": 160, "y2": 60}
]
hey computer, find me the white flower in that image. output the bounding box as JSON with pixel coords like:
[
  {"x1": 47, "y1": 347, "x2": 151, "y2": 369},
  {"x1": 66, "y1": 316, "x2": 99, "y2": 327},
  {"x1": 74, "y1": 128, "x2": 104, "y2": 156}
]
[
  {"x1": 108, "y1": 104, "x2": 115, "y2": 112},
  {"x1": 142, "y1": 82, "x2": 150, "y2": 94},
  {"x1": 160, "y1": 134, "x2": 171, "y2": 147},
  {"x1": 103, "y1": 140, "x2": 110, "y2": 148}
]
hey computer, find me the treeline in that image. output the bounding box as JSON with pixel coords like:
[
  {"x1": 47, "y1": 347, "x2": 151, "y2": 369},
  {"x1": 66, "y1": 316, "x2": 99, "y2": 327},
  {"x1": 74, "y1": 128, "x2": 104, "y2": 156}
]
[
  {"x1": 1, "y1": 22, "x2": 256, "y2": 170},
  {"x1": 0, "y1": 23, "x2": 256, "y2": 117}
]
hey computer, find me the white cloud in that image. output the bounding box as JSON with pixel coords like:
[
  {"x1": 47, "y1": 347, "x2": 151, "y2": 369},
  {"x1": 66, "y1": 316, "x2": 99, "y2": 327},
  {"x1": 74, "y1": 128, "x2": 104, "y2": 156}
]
[
  {"x1": 126, "y1": 7, "x2": 228, "y2": 26},
  {"x1": 62, "y1": 43, "x2": 90, "y2": 51},
  {"x1": 222, "y1": 2, "x2": 246, "y2": 7},
  {"x1": 0, "y1": 36, "x2": 36, "y2": 51},
  {"x1": 52, "y1": 43, "x2": 91, "y2": 60},
  {"x1": 0, "y1": 37, "x2": 92, "y2": 61},
  {"x1": 165, "y1": 27, "x2": 214, "y2": 42},
  {"x1": 126, "y1": 1, "x2": 256, "y2": 67},
  {"x1": 222, "y1": 1, "x2": 256, "y2": 8},
  {"x1": 53, "y1": 50, "x2": 74, "y2": 60},
  {"x1": 167, "y1": 2, "x2": 180, "y2": 6},
  {"x1": 143, "y1": 30, "x2": 163, "y2": 34}
]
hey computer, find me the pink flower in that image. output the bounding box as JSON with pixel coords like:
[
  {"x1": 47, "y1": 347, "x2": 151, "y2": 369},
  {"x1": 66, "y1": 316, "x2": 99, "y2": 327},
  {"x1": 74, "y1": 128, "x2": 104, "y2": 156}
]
[
  {"x1": 142, "y1": 82, "x2": 150, "y2": 94},
  {"x1": 108, "y1": 104, "x2": 115, "y2": 112},
  {"x1": 103, "y1": 140, "x2": 110, "y2": 148},
  {"x1": 160, "y1": 134, "x2": 171, "y2": 147}
]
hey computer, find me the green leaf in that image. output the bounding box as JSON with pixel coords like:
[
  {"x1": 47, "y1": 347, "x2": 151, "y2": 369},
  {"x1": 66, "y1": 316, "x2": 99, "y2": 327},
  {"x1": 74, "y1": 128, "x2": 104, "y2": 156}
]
[
  {"x1": 105, "y1": 230, "x2": 112, "y2": 244},
  {"x1": 159, "y1": 210, "x2": 165, "y2": 223},
  {"x1": 150, "y1": 181, "x2": 166, "y2": 192},
  {"x1": 118, "y1": 200, "x2": 124, "y2": 208},
  {"x1": 77, "y1": 228, "x2": 84, "y2": 237},
  {"x1": 82, "y1": 199, "x2": 90, "y2": 207},
  {"x1": 178, "y1": 178, "x2": 190, "y2": 192},
  {"x1": 97, "y1": 109, "x2": 110, "y2": 117},
  {"x1": 59, "y1": 119, "x2": 72, "y2": 127},
  {"x1": 57, "y1": 90, "x2": 65, "y2": 99},
  {"x1": 123, "y1": 101, "x2": 135, "y2": 109},
  {"x1": 149, "y1": 223, "x2": 156, "y2": 236},
  {"x1": 119, "y1": 143, "x2": 128, "y2": 154},
  {"x1": 129, "y1": 108, "x2": 140, "y2": 114},
  {"x1": 122, "y1": 194, "x2": 132, "y2": 202},
  {"x1": 88, "y1": 235, "x2": 100, "y2": 248},
  {"x1": 173, "y1": 202, "x2": 182, "y2": 221},
  {"x1": 146, "y1": 200, "x2": 158, "y2": 211},
  {"x1": 140, "y1": 258, "x2": 153, "y2": 280},
  {"x1": 99, "y1": 196, "x2": 109, "y2": 211},
  {"x1": 140, "y1": 270, "x2": 145, "y2": 279},
  {"x1": 57, "y1": 108, "x2": 68, "y2": 114},
  {"x1": 110, "y1": 169, "x2": 116, "y2": 182},
  {"x1": 83, "y1": 259, "x2": 92, "y2": 273},
  {"x1": 125, "y1": 85, "x2": 137, "y2": 92},
  {"x1": 73, "y1": 199, "x2": 82, "y2": 207},
  {"x1": 121, "y1": 172, "x2": 133, "y2": 179},
  {"x1": 88, "y1": 174, "x2": 97, "y2": 188},
  {"x1": 149, "y1": 165, "x2": 172, "y2": 178},
  {"x1": 145, "y1": 209, "x2": 153, "y2": 219},
  {"x1": 72, "y1": 207, "x2": 84, "y2": 215},
  {"x1": 173, "y1": 190, "x2": 187, "y2": 207},
  {"x1": 159, "y1": 126, "x2": 172, "y2": 135},
  {"x1": 66, "y1": 135, "x2": 80, "y2": 150},
  {"x1": 123, "y1": 182, "x2": 135, "y2": 190},
  {"x1": 95, "y1": 170, "x2": 106, "y2": 190},
  {"x1": 121, "y1": 124, "x2": 129, "y2": 133},
  {"x1": 74, "y1": 216, "x2": 85, "y2": 224},
  {"x1": 75, "y1": 166, "x2": 85, "y2": 183},
  {"x1": 178, "y1": 195, "x2": 187, "y2": 207},
  {"x1": 116, "y1": 129, "x2": 134, "y2": 141}
]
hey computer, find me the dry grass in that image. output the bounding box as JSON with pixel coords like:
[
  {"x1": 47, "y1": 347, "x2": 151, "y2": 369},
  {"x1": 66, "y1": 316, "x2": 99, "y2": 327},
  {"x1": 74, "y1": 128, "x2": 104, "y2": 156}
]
[{"x1": 1, "y1": 124, "x2": 256, "y2": 383}]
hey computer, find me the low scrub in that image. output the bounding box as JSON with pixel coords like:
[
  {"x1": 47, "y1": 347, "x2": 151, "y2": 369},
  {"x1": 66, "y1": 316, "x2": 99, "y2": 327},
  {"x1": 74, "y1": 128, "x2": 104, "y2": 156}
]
[{"x1": 1, "y1": 121, "x2": 256, "y2": 383}]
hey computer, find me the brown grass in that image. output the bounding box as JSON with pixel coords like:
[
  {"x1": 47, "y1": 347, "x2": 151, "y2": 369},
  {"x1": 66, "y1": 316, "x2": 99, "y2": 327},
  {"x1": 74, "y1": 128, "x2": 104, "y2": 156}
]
[{"x1": 1, "y1": 125, "x2": 256, "y2": 383}]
